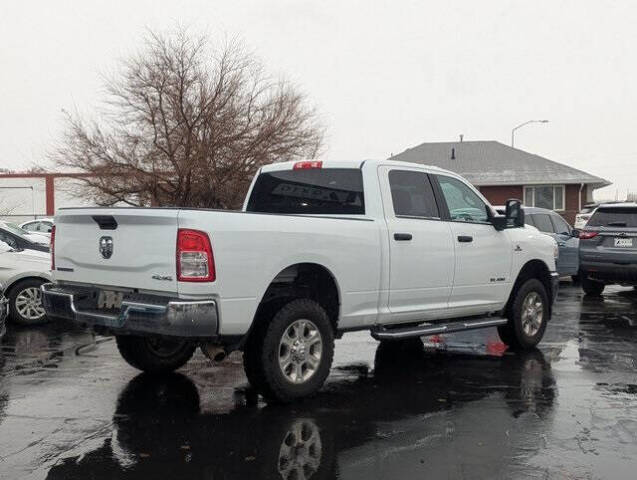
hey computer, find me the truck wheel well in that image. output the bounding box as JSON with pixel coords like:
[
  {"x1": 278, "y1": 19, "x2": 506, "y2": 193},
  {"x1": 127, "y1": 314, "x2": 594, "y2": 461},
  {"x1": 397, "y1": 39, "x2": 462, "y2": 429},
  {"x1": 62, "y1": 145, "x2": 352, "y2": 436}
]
[
  {"x1": 252, "y1": 263, "x2": 340, "y2": 335},
  {"x1": 505, "y1": 260, "x2": 553, "y2": 317}
]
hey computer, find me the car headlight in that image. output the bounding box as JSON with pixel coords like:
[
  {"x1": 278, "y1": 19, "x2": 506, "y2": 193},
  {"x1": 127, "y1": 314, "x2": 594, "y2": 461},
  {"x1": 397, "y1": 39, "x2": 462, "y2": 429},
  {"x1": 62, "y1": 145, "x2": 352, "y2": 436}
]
[{"x1": 553, "y1": 240, "x2": 559, "y2": 259}]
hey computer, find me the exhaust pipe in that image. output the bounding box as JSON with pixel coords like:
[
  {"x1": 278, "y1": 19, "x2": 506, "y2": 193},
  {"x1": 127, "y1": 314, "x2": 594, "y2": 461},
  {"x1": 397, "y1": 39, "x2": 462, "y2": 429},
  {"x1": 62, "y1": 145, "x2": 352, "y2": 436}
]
[{"x1": 201, "y1": 343, "x2": 227, "y2": 363}]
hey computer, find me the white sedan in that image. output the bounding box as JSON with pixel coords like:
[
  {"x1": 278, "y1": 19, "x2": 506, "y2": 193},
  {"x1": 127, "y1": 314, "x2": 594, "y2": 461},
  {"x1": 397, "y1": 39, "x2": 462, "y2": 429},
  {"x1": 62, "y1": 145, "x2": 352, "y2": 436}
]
[
  {"x1": 0, "y1": 240, "x2": 51, "y2": 325},
  {"x1": 0, "y1": 221, "x2": 50, "y2": 246},
  {"x1": 20, "y1": 218, "x2": 54, "y2": 238}
]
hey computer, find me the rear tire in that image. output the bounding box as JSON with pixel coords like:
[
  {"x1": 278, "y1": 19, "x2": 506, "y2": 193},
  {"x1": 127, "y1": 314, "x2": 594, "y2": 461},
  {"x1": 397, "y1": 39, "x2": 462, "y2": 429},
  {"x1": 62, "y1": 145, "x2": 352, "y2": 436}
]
[
  {"x1": 581, "y1": 276, "x2": 605, "y2": 296},
  {"x1": 243, "y1": 299, "x2": 334, "y2": 403},
  {"x1": 8, "y1": 278, "x2": 48, "y2": 325},
  {"x1": 500, "y1": 278, "x2": 549, "y2": 350},
  {"x1": 115, "y1": 335, "x2": 195, "y2": 373}
]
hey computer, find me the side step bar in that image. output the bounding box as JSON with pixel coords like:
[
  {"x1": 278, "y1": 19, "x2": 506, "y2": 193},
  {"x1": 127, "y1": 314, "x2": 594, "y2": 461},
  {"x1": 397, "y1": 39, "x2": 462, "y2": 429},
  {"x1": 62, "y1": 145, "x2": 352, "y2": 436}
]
[{"x1": 370, "y1": 317, "x2": 508, "y2": 341}]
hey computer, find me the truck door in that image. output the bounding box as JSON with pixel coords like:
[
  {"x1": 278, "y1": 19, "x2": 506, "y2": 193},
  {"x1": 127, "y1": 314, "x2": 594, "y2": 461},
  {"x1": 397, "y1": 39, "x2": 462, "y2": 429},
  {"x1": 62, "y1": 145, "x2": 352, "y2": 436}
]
[
  {"x1": 433, "y1": 174, "x2": 512, "y2": 313},
  {"x1": 380, "y1": 166, "x2": 455, "y2": 322}
]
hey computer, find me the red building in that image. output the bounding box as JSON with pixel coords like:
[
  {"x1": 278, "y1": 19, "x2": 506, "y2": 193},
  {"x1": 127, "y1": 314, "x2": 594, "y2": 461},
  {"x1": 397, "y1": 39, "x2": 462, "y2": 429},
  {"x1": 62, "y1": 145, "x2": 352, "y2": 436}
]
[{"x1": 391, "y1": 141, "x2": 610, "y2": 224}]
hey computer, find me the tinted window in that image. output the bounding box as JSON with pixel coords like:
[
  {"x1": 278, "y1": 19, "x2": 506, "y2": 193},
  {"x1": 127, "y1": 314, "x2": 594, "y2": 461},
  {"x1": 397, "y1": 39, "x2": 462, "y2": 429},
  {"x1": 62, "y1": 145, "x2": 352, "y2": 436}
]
[
  {"x1": 587, "y1": 207, "x2": 637, "y2": 228},
  {"x1": 550, "y1": 214, "x2": 571, "y2": 234},
  {"x1": 437, "y1": 175, "x2": 488, "y2": 223},
  {"x1": 533, "y1": 214, "x2": 554, "y2": 233},
  {"x1": 246, "y1": 168, "x2": 365, "y2": 214},
  {"x1": 388, "y1": 170, "x2": 439, "y2": 218}
]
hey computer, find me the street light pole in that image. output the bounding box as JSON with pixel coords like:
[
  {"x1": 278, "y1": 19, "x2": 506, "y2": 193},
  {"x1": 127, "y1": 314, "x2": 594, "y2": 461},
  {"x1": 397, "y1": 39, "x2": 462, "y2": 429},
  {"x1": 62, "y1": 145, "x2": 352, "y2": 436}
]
[{"x1": 511, "y1": 119, "x2": 549, "y2": 147}]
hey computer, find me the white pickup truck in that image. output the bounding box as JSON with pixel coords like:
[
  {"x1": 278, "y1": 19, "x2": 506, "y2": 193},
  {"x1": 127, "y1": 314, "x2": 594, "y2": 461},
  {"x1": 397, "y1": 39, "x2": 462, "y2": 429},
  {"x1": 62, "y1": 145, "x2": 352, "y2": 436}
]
[{"x1": 42, "y1": 159, "x2": 559, "y2": 401}]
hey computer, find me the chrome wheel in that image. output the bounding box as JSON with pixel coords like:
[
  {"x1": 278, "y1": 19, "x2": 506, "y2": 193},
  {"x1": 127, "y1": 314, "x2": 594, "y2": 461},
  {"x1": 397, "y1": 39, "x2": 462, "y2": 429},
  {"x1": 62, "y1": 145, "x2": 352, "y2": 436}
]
[
  {"x1": 278, "y1": 419, "x2": 322, "y2": 480},
  {"x1": 521, "y1": 291, "x2": 544, "y2": 336},
  {"x1": 278, "y1": 319, "x2": 323, "y2": 384},
  {"x1": 15, "y1": 287, "x2": 46, "y2": 321}
]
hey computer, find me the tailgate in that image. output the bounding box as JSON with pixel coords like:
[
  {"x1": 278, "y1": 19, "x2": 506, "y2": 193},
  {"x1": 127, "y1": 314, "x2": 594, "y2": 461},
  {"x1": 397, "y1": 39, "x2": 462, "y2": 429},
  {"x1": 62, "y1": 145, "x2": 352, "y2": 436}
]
[{"x1": 54, "y1": 209, "x2": 180, "y2": 294}]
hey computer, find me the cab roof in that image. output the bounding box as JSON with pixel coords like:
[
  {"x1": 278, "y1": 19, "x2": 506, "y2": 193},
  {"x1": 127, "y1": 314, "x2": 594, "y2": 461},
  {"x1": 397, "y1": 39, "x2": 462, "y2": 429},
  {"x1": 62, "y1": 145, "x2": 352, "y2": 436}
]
[{"x1": 259, "y1": 159, "x2": 455, "y2": 176}]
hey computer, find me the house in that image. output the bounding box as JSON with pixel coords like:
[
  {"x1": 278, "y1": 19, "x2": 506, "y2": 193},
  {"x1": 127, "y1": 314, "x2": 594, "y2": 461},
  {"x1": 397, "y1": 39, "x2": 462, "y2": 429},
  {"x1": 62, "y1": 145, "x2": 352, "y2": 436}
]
[{"x1": 391, "y1": 140, "x2": 610, "y2": 224}]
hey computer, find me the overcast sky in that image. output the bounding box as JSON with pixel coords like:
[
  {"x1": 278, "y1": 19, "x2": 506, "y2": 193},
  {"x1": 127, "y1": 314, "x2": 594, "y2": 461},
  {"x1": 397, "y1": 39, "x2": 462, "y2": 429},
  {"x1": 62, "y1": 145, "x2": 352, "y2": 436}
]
[{"x1": 1, "y1": 0, "x2": 635, "y2": 199}]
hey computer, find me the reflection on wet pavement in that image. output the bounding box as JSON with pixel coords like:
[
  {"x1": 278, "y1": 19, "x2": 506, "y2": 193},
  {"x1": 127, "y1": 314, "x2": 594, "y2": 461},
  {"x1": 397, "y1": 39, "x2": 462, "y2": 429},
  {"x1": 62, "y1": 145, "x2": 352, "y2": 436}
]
[{"x1": 0, "y1": 284, "x2": 636, "y2": 479}]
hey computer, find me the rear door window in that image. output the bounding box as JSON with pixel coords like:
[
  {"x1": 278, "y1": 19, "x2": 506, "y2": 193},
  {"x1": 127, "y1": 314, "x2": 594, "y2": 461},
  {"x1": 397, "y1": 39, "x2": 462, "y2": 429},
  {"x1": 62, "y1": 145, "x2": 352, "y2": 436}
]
[
  {"x1": 550, "y1": 214, "x2": 571, "y2": 235},
  {"x1": 246, "y1": 168, "x2": 365, "y2": 214},
  {"x1": 532, "y1": 213, "x2": 554, "y2": 233},
  {"x1": 388, "y1": 170, "x2": 439, "y2": 218},
  {"x1": 587, "y1": 207, "x2": 637, "y2": 228}
]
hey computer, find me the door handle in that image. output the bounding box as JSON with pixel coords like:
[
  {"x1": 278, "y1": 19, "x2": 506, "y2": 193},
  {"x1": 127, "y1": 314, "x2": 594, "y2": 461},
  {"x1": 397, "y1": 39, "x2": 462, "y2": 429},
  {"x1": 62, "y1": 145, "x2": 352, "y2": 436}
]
[
  {"x1": 558, "y1": 242, "x2": 566, "y2": 247},
  {"x1": 394, "y1": 233, "x2": 412, "y2": 241},
  {"x1": 457, "y1": 235, "x2": 473, "y2": 243}
]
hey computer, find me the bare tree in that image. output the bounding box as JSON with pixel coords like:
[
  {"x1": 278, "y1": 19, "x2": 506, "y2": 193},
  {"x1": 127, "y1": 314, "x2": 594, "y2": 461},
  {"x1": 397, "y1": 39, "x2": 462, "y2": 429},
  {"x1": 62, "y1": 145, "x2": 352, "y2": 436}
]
[{"x1": 52, "y1": 28, "x2": 324, "y2": 208}]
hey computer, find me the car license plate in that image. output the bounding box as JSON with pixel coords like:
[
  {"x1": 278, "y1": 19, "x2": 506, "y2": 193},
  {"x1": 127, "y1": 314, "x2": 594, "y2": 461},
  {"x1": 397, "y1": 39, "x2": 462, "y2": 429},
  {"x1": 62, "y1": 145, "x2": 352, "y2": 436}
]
[
  {"x1": 614, "y1": 238, "x2": 633, "y2": 248},
  {"x1": 97, "y1": 290, "x2": 124, "y2": 310}
]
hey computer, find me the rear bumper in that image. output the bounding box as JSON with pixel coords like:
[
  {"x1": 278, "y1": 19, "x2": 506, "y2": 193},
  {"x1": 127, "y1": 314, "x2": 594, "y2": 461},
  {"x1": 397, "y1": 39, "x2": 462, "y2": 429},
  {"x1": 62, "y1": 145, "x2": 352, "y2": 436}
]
[
  {"x1": 41, "y1": 283, "x2": 218, "y2": 338},
  {"x1": 580, "y1": 261, "x2": 637, "y2": 284}
]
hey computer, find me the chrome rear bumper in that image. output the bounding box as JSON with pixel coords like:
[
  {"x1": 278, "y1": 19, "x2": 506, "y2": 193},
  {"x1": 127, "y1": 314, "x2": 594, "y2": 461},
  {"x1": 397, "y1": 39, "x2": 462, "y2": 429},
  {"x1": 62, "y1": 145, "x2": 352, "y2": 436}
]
[{"x1": 41, "y1": 283, "x2": 218, "y2": 338}]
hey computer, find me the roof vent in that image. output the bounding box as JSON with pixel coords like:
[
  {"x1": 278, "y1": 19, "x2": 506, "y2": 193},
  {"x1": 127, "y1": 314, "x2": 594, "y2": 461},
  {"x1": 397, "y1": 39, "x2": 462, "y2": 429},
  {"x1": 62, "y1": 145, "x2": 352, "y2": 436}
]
[{"x1": 451, "y1": 147, "x2": 456, "y2": 160}]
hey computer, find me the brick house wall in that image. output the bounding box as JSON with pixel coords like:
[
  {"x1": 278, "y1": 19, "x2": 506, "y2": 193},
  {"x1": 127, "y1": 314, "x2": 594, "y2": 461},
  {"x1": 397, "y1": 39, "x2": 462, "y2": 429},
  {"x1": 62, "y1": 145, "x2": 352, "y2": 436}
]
[{"x1": 478, "y1": 184, "x2": 587, "y2": 225}]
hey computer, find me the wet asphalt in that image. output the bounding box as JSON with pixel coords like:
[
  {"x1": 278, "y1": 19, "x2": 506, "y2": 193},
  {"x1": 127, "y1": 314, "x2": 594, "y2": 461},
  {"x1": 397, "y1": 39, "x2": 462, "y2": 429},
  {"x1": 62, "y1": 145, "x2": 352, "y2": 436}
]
[{"x1": 1, "y1": 283, "x2": 636, "y2": 479}]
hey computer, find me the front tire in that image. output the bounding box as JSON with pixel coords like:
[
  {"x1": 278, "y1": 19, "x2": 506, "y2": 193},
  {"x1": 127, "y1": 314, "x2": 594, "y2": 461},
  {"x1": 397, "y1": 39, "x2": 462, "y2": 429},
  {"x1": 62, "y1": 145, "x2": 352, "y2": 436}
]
[
  {"x1": 8, "y1": 278, "x2": 48, "y2": 325},
  {"x1": 581, "y1": 276, "x2": 605, "y2": 296},
  {"x1": 115, "y1": 335, "x2": 195, "y2": 373},
  {"x1": 243, "y1": 299, "x2": 334, "y2": 403},
  {"x1": 499, "y1": 278, "x2": 549, "y2": 350}
]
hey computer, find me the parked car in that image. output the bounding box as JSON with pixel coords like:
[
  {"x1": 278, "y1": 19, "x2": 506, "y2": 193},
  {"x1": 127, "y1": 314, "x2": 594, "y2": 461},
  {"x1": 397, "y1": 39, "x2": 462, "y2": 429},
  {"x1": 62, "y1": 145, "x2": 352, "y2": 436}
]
[
  {"x1": 0, "y1": 222, "x2": 50, "y2": 252},
  {"x1": 578, "y1": 202, "x2": 637, "y2": 296},
  {"x1": 42, "y1": 159, "x2": 559, "y2": 402},
  {"x1": 0, "y1": 284, "x2": 7, "y2": 340},
  {"x1": 0, "y1": 240, "x2": 51, "y2": 325},
  {"x1": 496, "y1": 206, "x2": 578, "y2": 279},
  {"x1": 574, "y1": 203, "x2": 598, "y2": 229},
  {"x1": 20, "y1": 218, "x2": 54, "y2": 237}
]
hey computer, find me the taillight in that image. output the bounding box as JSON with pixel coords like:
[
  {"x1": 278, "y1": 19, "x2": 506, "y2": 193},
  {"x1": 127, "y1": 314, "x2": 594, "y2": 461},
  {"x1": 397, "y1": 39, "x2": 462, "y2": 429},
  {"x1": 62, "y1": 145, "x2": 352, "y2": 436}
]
[
  {"x1": 293, "y1": 161, "x2": 323, "y2": 170},
  {"x1": 579, "y1": 231, "x2": 598, "y2": 239},
  {"x1": 176, "y1": 229, "x2": 215, "y2": 282},
  {"x1": 50, "y1": 225, "x2": 56, "y2": 271}
]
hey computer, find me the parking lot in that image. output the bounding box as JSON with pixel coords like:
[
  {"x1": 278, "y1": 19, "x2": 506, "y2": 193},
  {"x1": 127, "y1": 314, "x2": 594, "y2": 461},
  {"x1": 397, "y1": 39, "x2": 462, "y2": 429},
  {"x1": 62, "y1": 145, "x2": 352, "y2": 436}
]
[{"x1": 0, "y1": 282, "x2": 635, "y2": 479}]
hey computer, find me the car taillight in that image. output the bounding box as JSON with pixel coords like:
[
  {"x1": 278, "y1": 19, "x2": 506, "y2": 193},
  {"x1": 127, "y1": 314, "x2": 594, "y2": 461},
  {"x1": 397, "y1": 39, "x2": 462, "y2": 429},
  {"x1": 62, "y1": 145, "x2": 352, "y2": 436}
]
[
  {"x1": 579, "y1": 231, "x2": 598, "y2": 239},
  {"x1": 293, "y1": 161, "x2": 323, "y2": 170},
  {"x1": 50, "y1": 225, "x2": 56, "y2": 271},
  {"x1": 176, "y1": 229, "x2": 215, "y2": 282}
]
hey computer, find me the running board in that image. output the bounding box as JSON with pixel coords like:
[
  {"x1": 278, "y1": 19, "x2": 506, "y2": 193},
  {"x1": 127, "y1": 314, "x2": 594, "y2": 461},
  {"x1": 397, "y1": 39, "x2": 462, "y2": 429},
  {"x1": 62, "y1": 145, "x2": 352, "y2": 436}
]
[{"x1": 370, "y1": 317, "x2": 508, "y2": 341}]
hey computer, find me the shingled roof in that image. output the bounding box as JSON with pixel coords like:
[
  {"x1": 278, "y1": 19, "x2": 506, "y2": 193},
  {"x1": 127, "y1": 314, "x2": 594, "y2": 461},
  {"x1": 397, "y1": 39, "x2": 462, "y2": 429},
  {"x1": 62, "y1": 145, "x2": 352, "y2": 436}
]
[{"x1": 391, "y1": 141, "x2": 610, "y2": 188}]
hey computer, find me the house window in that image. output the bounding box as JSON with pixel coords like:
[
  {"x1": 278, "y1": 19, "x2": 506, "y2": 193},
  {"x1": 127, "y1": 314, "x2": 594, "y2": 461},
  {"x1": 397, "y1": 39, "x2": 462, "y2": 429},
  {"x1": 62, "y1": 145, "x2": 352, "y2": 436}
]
[{"x1": 524, "y1": 185, "x2": 565, "y2": 211}]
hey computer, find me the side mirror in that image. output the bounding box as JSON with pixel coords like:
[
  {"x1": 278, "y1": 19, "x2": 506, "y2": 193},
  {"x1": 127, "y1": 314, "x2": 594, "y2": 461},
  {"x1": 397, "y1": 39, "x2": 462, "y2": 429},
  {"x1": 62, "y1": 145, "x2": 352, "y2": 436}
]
[
  {"x1": 505, "y1": 198, "x2": 525, "y2": 228},
  {"x1": 571, "y1": 229, "x2": 580, "y2": 238}
]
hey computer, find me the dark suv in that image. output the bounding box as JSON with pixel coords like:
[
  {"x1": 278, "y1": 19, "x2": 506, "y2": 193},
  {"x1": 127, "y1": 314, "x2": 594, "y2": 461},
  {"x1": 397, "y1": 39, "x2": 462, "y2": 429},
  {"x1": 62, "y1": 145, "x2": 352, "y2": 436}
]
[{"x1": 578, "y1": 203, "x2": 637, "y2": 295}]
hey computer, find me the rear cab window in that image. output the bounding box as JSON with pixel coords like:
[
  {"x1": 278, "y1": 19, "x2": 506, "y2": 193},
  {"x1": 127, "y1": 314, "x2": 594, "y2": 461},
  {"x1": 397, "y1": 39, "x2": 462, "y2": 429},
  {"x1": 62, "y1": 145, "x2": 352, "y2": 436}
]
[
  {"x1": 587, "y1": 207, "x2": 637, "y2": 228},
  {"x1": 246, "y1": 168, "x2": 365, "y2": 214}
]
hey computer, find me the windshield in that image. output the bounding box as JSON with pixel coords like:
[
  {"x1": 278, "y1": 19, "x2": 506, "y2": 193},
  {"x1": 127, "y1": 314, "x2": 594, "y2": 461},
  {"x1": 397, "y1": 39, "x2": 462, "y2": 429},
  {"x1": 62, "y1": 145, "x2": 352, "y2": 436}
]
[
  {"x1": 246, "y1": 168, "x2": 365, "y2": 214},
  {"x1": 0, "y1": 222, "x2": 30, "y2": 236},
  {"x1": 587, "y1": 207, "x2": 637, "y2": 228}
]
